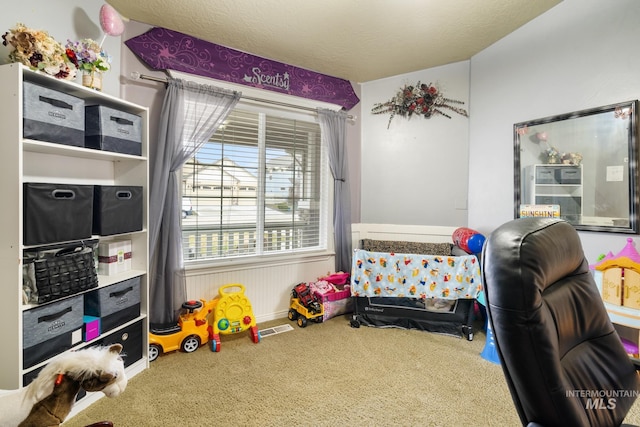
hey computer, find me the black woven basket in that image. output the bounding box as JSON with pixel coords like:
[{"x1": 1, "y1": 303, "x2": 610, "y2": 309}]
[{"x1": 26, "y1": 242, "x2": 98, "y2": 304}]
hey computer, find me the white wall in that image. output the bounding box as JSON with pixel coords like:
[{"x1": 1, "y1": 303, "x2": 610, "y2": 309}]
[
  {"x1": 468, "y1": 0, "x2": 640, "y2": 262},
  {"x1": 360, "y1": 60, "x2": 470, "y2": 226},
  {"x1": 1, "y1": 0, "x2": 121, "y2": 96}
]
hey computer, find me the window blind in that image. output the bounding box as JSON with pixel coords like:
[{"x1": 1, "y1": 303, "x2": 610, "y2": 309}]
[{"x1": 181, "y1": 108, "x2": 327, "y2": 262}]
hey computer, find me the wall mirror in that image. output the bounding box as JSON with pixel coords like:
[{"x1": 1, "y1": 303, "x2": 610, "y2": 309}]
[{"x1": 514, "y1": 100, "x2": 638, "y2": 233}]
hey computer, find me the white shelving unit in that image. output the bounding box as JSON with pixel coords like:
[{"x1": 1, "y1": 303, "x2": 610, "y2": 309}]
[
  {"x1": 0, "y1": 63, "x2": 149, "y2": 412},
  {"x1": 524, "y1": 164, "x2": 583, "y2": 222}
]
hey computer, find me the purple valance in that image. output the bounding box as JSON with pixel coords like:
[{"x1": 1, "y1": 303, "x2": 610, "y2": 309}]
[{"x1": 125, "y1": 27, "x2": 360, "y2": 110}]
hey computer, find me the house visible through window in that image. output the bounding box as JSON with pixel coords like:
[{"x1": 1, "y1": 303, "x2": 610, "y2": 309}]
[{"x1": 181, "y1": 108, "x2": 328, "y2": 262}]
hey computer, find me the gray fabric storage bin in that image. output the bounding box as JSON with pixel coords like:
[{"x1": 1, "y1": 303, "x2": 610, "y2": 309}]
[
  {"x1": 84, "y1": 277, "x2": 141, "y2": 332},
  {"x1": 23, "y1": 81, "x2": 85, "y2": 147},
  {"x1": 535, "y1": 166, "x2": 557, "y2": 184},
  {"x1": 85, "y1": 105, "x2": 142, "y2": 155},
  {"x1": 558, "y1": 167, "x2": 581, "y2": 184},
  {"x1": 22, "y1": 294, "x2": 84, "y2": 368}
]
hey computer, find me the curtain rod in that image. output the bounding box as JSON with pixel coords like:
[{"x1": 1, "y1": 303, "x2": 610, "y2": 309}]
[{"x1": 131, "y1": 72, "x2": 355, "y2": 121}]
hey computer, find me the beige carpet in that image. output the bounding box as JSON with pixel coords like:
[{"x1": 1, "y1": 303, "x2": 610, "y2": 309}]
[{"x1": 62, "y1": 315, "x2": 640, "y2": 427}]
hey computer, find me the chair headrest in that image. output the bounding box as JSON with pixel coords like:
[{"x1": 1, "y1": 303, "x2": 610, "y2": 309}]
[{"x1": 482, "y1": 218, "x2": 586, "y2": 311}]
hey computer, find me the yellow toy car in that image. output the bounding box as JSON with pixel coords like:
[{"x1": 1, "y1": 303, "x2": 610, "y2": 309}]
[
  {"x1": 148, "y1": 284, "x2": 260, "y2": 360},
  {"x1": 148, "y1": 299, "x2": 215, "y2": 362}
]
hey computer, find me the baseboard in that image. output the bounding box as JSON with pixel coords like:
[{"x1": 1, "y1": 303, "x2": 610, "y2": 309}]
[{"x1": 256, "y1": 309, "x2": 289, "y2": 324}]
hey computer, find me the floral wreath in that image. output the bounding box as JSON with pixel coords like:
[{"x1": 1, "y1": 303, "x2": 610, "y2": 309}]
[{"x1": 371, "y1": 81, "x2": 468, "y2": 128}]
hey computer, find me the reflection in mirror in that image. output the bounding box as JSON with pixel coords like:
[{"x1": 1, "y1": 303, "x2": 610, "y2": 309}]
[{"x1": 514, "y1": 100, "x2": 638, "y2": 233}]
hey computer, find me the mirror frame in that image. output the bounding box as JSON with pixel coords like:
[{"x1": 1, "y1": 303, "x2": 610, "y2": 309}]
[{"x1": 514, "y1": 100, "x2": 639, "y2": 233}]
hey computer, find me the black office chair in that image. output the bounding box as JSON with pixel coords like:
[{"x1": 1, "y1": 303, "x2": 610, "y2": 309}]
[{"x1": 482, "y1": 218, "x2": 640, "y2": 426}]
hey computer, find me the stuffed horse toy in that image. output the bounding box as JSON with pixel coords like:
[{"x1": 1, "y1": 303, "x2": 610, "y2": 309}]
[{"x1": 0, "y1": 344, "x2": 127, "y2": 427}]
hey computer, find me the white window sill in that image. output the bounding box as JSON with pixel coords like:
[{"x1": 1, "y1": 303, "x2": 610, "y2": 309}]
[{"x1": 184, "y1": 249, "x2": 335, "y2": 276}]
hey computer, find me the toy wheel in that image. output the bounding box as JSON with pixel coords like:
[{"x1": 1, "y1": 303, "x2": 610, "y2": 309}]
[
  {"x1": 288, "y1": 309, "x2": 298, "y2": 321},
  {"x1": 463, "y1": 326, "x2": 474, "y2": 341},
  {"x1": 315, "y1": 316, "x2": 323, "y2": 323},
  {"x1": 210, "y1": 335, "x2": 221, "y2": 352},
  {"x1": 350, "y1": 319, "x2": 360, "y2": 328},
  {"x1": 251, "y1": 327, "x2": 261, "y2": 344},
  {"x1": 297, "y1": 316, "x2": 308, "y2": 328},
  {"x1": 148, "y1": 344, "x2": 161, "y2": 362},
  {"x1": 181, "y1": 335, "x2": 200, "y2": 353}
]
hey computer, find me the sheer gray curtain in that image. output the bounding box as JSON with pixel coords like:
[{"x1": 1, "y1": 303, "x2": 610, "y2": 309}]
[
  {"x1": 317, "y1": 108, "x2": 352, "y2": 272},
  {"x1": 149, "y1": 78, "x2": 240, "y2": 325}
]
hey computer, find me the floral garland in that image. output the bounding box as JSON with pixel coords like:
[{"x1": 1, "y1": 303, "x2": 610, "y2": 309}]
[
  {"x1": 1, "y1": 23, "x2": 76, "y2": 80},
  {"x1": 371, "y1": 81, "x2": 468, "y2": 128}
]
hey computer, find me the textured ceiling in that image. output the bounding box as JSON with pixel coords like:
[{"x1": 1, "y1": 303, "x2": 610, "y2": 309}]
[{"x1": 107, "y1": 0, "x2": 561, "y2": 83}]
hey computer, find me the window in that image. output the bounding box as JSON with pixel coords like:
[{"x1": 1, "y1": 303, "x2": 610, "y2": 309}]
[{"x1": 181, "y1": 107, "x2": 329, "y2": 262}]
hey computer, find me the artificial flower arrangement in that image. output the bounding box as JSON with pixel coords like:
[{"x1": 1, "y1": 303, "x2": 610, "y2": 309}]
[
  {"x1": 1, "y1": 23, "x2": 77, "y2": 80},
  {"x1": 371, "y1": 81, "x2": 468, "y2": 128},
  {"x1": 544, "y1": 145, "x2": 560, "y2": 163},
  {"x1": 533, "y1": 131, "x2": 583, "y2": 165},
  {"x1": 543, "y1": 146, "x2": 583, "y2": 165},
  {"x1": 65, "y1": 38, "x2": 111, "y2": 74}
]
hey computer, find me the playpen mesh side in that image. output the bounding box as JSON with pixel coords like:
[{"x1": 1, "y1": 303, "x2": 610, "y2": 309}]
[{"x1": 361, "y1": 239, "x2": 453, "y2": 256}]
